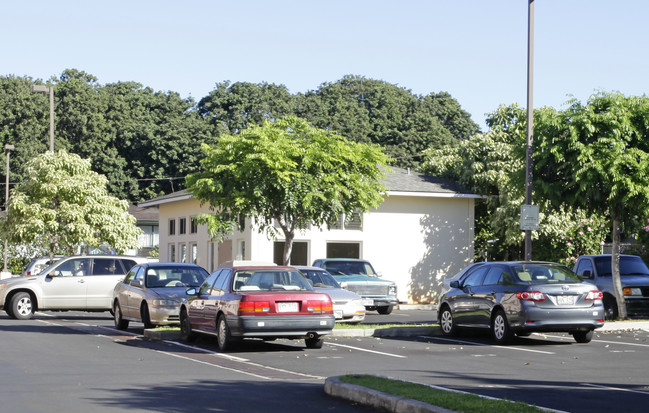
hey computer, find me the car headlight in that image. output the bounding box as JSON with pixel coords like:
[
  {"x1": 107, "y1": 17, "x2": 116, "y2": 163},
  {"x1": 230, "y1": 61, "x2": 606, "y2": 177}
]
[
  {"x1": 388, "y1": 285, "x2": 397, "y2": 296},
  {"x1": 350, "y1": 298, "x2": 364, "y2": 307},
  {"x1": 623, "y1": 287, "x2": 642, "y2": 296},
  {"x1": 151, "y1": 299, "x2": 180, "y2": 307},
  {"x1": 340, "y1": 282, "x2": 348, "y2": 289}
]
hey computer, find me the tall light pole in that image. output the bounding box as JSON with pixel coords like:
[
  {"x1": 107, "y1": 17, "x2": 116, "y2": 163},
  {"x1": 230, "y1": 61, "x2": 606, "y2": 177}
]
[
  {"x1": 31, "y1": 85, "x2": 55, "y2": 152},
  {"x1": 3, "y1": 144, "x2": 14, "y2": 274},
  {"x1": 523, "y1": 0, "x2": 535, "y2": 261}
]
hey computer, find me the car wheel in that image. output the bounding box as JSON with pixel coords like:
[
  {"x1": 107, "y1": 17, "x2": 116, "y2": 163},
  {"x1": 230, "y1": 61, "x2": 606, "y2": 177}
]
[
  {"x1": 439, "y1": 306, "x2": 456, "y2": 336},
  {"x1": 573, "y1": 330, "x2": 594, "y2": 343},
  {"x1": 11, "y1": 292, "x2": 34, "y2": 320},
  {"x1": 217, "y1": 314, "x2": 233, "y2": 352},
  {"x1": 179, "y1": 309, "x2": 196, "y2": 343},
  {"x1": 377, "y1": 305, "x2": 393, "y2": 315},
  {"x1": 491, "y1": 310, "x2": 513, "y2": 345},
  {"x1": 141, "y1": 303, "x2": 154, "y2": 329},
  {"x1": 305, "y1": 336, "x2": 324, "y2": 349},
  {"x1": 113, "y1": 301, "x2": 129, "y2": 330},
  {"x1": 603, "y1": 296, "x2": 618, "y2": 321}
]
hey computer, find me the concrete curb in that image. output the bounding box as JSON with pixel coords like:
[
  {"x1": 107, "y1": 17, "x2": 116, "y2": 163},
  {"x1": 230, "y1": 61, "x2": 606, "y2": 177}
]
[{"x1": 324, "y1": 376, "x2": 458, "y2": 413}]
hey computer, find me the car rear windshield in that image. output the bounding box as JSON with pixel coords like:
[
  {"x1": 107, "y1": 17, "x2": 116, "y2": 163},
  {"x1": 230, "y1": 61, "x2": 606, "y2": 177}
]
[
  {"x1": 299, "y1": 269, "x2": 340, "y2": 288},
  {"x1": 512, "y1": 264, "x2": 582, "y2": 284},
  {"x1": 145, "y1": 266, "x2": 209, "y2": 288},
  {"x1": 233, "y1": 269, "x2": 313, "y2": 291},
  {"x1": 593, "y1": 256, "x2": 649, "y2": 277}
]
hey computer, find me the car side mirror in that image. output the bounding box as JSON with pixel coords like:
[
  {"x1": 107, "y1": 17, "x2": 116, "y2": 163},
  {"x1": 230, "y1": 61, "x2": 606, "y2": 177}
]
[
  {"x1": 582, "y1": 270, "x2": 593, "y2": 279},
  {"x1": 185, "y1": 287, "x2": 197, "y2": 296},
  {"x1": 130, "y1": 279, "x2": 143, "y2": 287},
  {"x1": 450, "y1": 280, "x2": 460, "y2": 288}
]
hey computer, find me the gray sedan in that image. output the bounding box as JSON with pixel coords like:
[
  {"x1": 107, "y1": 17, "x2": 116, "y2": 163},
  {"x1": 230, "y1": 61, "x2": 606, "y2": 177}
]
[
  {"x1": 113, "y1": 262, "x2": 208, "y2": 329},
  {"x1": 437, "y1": 261, "x2": 605, "y2": 344}
]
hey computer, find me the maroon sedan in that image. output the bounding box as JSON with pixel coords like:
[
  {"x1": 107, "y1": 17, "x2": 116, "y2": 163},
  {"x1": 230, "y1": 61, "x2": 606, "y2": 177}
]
[{"x1": 179, "y1": 262, "x2": 335, "y2": 351}]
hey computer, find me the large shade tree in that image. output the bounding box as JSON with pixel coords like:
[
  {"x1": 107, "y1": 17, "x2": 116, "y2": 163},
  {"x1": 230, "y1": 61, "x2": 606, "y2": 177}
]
[
  {"x1": 2, "y1": 150, "x2": 142, "y2": 259},
  {"x1": 186, "y1": 116, "x2": 390, "y2": 265},
  {"x1": 535, "y1": 92, "x2": 649, "y2": 319}
]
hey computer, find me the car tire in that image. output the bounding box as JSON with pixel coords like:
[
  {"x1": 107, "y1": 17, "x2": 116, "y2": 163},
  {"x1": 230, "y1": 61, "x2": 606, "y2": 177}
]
[
  {"x1": 603, "y1": 296, "x2": 618, "y2": 321},
  {"x1": 439, "y1": 306, "x2": 456, "y2": 337},
  {"x1": 11, "y1": 292, "x2": 34, "y2": 320},
  {"x1": 491, "y1": 310, "x2": 513, "y2": 345},
  {"x1": 305, "y1": 336, "x2": 324, "y2": 349},
  {"x1": 377, "y1": 305, "x2": 393, "y2": 315},
  {"x1": 216, "y1": 314, "x2": 233, "y2": 352},
  {"x1": 4, "y1": 301, "x2": 15, "y2": 318},
  {"x1": 573, "y1": 330, "x2": 594, "y2": 343},
  {"x1": 180, "y1": 309, "x2": 196, "y2": 343},
  {"x1": 141, "y1": 303, "x2": 154, "y2": 329},
  {"x1": 113, "y1": 301, "x2": 129, "y2": 330}
]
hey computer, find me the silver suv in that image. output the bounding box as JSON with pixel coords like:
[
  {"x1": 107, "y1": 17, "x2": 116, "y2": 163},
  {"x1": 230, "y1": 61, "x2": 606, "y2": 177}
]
[{"x1": 0, "y1": 255, "x2": 149, "y2": 320}]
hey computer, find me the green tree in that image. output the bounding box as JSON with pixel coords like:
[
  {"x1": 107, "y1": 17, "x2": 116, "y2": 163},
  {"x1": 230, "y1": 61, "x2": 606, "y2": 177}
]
[
  {"x1": 535, "y1": 92, "x2": 649, "y2": 319},
  {"x1": 2, "y1": 150, "x2": 142, "y2": 259},
  {"x1": 186, "y1": 116, "x2": 390, "y2": 265},
  {"x1": 198, "y1": 81, "x2": 295, "y2": 135}
]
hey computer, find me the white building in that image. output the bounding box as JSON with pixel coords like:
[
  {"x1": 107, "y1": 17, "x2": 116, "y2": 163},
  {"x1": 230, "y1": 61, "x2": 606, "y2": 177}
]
[{"x1": 138, "y1": 167, "x2": 479, "y2": 304}]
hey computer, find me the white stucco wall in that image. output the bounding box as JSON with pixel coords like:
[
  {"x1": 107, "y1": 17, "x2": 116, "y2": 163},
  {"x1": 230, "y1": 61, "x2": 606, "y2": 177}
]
[{"x1": 155, "y1": 193, "x2": 475, "y2": 304}]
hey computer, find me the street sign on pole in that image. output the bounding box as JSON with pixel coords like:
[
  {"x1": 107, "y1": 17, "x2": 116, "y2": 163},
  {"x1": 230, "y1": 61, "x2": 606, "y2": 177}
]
[{"x1": 520, "y1": 204, "x2": 539, "y2": 231}]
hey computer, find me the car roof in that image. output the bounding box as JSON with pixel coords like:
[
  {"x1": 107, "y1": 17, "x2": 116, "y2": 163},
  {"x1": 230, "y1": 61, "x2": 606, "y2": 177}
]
[
  {"x1": 137, "y1": 262, "x2": 203, "y2": 267},
  {"x1": 294, "y1": 266, "x2": 326, "y2": 270},
  {"x1": 315, "y1": 258, "x2": 369, "y2": 262}
]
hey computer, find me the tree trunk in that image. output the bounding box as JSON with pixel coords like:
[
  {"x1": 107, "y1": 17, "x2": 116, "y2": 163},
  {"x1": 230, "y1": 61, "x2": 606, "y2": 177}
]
[
  {"x1": 611, "y1": 216, "x2": 628, "y2": 319},
  {"x1": 282, "y1": 230, "x2": 294, "y2": 266}
]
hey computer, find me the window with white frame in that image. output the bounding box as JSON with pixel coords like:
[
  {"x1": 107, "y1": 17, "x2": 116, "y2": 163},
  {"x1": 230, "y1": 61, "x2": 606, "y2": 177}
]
[{"x1": 168, "y1": 244, "x2": 176, "y2": 262}]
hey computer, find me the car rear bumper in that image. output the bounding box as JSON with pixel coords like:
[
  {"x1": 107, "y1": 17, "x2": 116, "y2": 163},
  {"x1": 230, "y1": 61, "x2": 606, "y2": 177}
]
[
  {"x1": 232, "y1": 314, "x2": 336, "y2": 338},
  {"x1": 512, "y1": 306, "x2": 605, "y2": 332},
  {"x1": 362, "y1": 298, "x2": 399, "y2": 308}
]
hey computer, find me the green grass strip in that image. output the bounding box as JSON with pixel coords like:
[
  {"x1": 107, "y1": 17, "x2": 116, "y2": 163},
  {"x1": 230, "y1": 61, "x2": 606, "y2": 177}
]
[{"x1": 339, "y1": 374, "x2": 547, "y2": 413}]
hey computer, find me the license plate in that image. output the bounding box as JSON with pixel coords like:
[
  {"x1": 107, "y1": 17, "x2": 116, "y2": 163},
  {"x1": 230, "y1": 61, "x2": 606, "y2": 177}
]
[
  {"x1": 557, "y1": 295, "x2": 575, "y2": 305},
  {"x1": 362, "y1": 298, "x2": 374, "y2": 306},
  {"x1": 278, "y1": 302, "x2": 299, "y2": 312},
  {"x1": 334, "y1": 310, "x2": 343, "y2": 319}
]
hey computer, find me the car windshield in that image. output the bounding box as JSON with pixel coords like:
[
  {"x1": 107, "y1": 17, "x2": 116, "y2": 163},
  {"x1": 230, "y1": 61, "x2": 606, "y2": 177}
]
[
  {"x1": 145, "y1": 266, "x2": 209, "y2": 288},
  {"x1": 593, "y1": 256, "x2": 649, "y2": 277},
  {"x1": 299, "y1": 269, "x2": 340, "y2": 288},
  {"x1": 322, "y1": 261, "x2": 377, "y2": 276},
  {"x1": 233, "y1": 269, "x2": 313, "y2": 291},
  {"x1": 512, "y1": 264, "x2": 582, "y2": 284}
]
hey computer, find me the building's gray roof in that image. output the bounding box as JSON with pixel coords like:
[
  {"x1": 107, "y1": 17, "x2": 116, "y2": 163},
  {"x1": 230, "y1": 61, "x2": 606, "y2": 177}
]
[
  {"x1": 382, "y1": 166, "x2": 474, "y2": 195},
  {"x1": 138, "y1": 167, "x2": 477, "y2": 208}
]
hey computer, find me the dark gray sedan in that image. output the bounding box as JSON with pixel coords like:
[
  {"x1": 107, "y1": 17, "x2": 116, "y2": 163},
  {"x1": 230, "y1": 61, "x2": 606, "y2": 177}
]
[{"x1": 437, "y1": 261, "x2": 605, "y2": 344}]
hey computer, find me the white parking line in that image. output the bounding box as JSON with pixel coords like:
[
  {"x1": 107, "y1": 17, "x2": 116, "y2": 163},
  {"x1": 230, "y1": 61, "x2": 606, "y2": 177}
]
[
  {"x1": 326, "y1": 342, "x2": 407, "y2": 358},
  {"x1": 540, "y1": 333, "x2": 649, "y2": 349},
  {"x1": 420, "y1": 336, "x2": 556, "y2": 355},
  {"x1": 582, "y1": 383, "x2": 649, "y2": 396}
]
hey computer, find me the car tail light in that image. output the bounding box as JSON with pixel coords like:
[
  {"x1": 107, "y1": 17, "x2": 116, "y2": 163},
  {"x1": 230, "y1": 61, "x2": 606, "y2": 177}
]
[
  {"x1": 238, "y1": 300, "x2": 271, "y2": 314},
  {"x1": 307, "y1": 299, "x2": 333, "y2": 314},
  {"x1": 516, "y1": 291, "x2": 545, "y2": 301},
  {"x1": 586, "y1": 290, "x2": 603, "y2": 300}
]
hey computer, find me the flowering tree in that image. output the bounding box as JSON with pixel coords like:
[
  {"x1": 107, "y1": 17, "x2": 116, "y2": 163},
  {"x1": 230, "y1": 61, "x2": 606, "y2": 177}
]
[{"x1": 1, "y1": 150, "x2": 142, "y2": 260}]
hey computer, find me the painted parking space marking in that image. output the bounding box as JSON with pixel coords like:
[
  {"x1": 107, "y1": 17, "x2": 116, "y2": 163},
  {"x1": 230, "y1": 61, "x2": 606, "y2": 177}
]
[
  {"x1": 326, "y1": 342, "x2": 408, "y2": 358},
  {"x1": 37, "y1": 317, "x2": 323, "y2": 381},
  {"x1": 582, "y1": 383, "x2": 649, "y2": 396},
  {"x1": 420, "y1": 335, "x2": 556, "y2": 355}
]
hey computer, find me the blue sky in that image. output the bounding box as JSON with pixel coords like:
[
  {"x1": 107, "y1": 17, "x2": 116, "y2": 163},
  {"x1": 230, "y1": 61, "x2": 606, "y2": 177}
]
[{"x1": 3, "y1": 1, "x2": 648, "y2": 130}]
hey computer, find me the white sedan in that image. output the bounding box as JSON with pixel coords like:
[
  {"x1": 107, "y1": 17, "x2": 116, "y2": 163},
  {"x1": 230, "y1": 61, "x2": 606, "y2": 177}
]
[{"x1": 294, "y1": 266, "x2": 366, "y2": 323}]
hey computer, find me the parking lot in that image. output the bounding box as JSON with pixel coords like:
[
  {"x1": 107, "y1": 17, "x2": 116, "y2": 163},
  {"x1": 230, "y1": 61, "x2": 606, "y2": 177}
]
[{"x1": 2, "y1": 309, "x2": 649, "y2": 412}]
